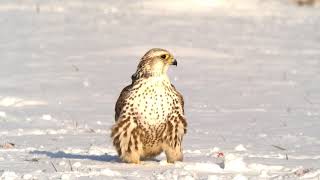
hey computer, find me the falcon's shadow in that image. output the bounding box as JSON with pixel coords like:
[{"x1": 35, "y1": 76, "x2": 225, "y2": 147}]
[{"x1": 30, "y1": 150, "x2": 120, "y2": 162}]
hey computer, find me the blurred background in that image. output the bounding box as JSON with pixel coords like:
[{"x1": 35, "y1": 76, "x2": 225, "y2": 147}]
[{"x1": 0, "y1": 0, "x2": 319, "y2": 179}]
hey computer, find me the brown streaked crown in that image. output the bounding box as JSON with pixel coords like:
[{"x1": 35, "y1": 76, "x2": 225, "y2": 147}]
[{"x1": 132, "y1": 48, "x2": 177, "y2": 80}]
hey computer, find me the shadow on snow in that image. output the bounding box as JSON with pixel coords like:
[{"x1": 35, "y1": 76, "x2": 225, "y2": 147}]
[{"x1": 30, "y1": 150, "x2": 120, "y2": 162}]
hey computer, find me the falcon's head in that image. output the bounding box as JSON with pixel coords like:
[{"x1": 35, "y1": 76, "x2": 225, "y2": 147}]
[{"x1": 132, "y1": 48, "x2": 177, "y2": 80}]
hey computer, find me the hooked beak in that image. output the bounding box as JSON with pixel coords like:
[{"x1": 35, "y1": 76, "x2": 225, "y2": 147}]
[{"x1": 171, "y1": 59, "x2": 178, "y2": 66}]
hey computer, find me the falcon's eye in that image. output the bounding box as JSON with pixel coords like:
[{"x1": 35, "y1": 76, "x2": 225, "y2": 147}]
[{"x1": 160, "y1": 54, "x2": 167, "y2": 60}]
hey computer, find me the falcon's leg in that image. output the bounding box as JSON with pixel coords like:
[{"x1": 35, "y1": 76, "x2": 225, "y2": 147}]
[
  {"x1": 163, "y1": 143, "x2": 183, "y2": 163},
  {"x1": 163, "y1": 115, "x2": 187, "y2": 163},
  {"x1": 111, "y1": 118, "x2": 142, "y2": 164}
]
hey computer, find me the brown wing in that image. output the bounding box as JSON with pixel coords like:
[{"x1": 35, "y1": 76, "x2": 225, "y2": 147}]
[
  {"x1": 171, "y1": 84, "x2": 185, "y2": 114},
  {"x1": 168, "y1": 84, "x2": 187, "y2": 136},
  {"x1": 114, "y1": 84, "x2": 132, "y2": 121}
]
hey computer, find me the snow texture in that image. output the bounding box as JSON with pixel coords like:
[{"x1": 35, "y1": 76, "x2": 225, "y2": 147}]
[{"x1": 0, "y1": 0, "x2": 320, "y2": 179}]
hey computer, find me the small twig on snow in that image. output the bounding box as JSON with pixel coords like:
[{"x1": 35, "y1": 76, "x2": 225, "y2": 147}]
[
  {"x1": 271, "y1": 145, "x2": 287, "y2": 151},
  {"x1": 304, "y1": 95, "x2": 313, "y2": 105},
  {"x1": 50, "y1": 161, "x2": 58, "y2": 172},
  {"x1": 72, "y1": 64, "x2": 79, "y2": 72},
  {"x1": 68, "y1": 160, "x2": 73, "y2": 171}
]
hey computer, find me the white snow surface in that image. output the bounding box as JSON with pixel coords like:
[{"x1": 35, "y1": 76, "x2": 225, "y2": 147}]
[{"x1": 0, "y1": 0, "x2": 320, "y2": 179}]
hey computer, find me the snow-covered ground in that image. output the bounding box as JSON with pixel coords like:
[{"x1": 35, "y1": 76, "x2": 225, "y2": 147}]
[{"x1": 1, "y1": 0, "x2": 320, "y2": 179}]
